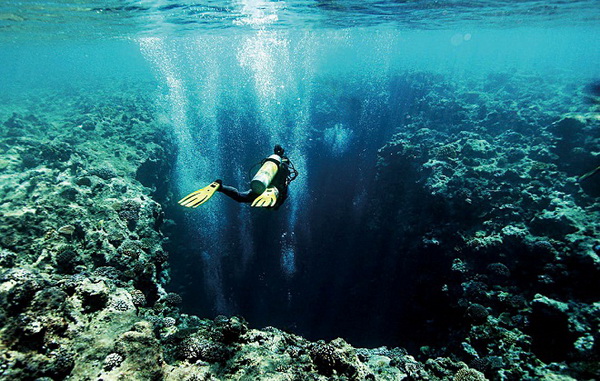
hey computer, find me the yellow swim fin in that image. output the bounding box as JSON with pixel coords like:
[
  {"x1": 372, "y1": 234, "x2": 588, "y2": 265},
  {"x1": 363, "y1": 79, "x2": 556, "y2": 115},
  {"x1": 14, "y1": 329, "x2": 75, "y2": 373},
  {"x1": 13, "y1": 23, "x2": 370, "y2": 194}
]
[
  {"x1": 178, "y1": 181, "x2": 221, "y2": 208},
  {"x1": 251, "y1": 187, "x2": 279, "y2": 208}
]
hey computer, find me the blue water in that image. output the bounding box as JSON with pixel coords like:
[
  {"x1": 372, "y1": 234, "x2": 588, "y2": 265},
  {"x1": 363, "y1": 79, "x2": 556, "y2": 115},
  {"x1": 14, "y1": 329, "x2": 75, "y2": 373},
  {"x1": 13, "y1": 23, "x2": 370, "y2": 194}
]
[{"x1": 1, "y1": 0, "x2": 599, "y2": 348}]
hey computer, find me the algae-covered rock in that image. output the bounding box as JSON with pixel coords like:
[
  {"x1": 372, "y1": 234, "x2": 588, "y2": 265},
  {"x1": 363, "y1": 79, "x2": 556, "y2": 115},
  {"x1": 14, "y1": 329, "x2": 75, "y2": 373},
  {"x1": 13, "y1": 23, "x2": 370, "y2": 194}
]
[
  {"x1": 310, "y1": 338, "x2": 372, "y2": 377},
  {"x1": 461, "y1": 139, "x2": 494, "y2": 158},
  {"x1": 115, "y1": 322, "x2": 164, "y2": 380},
  {"x1": 530, "y1": 209, "x2": 579, "y2": 238}
]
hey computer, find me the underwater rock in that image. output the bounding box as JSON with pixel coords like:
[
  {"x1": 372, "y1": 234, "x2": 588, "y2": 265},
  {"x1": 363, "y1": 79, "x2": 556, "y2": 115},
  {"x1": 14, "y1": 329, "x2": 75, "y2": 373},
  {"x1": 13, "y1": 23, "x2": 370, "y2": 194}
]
[
  {"x1": 213, "y1": 315, "x2": 248, "y2": 344},
  {"x1": 77, "y1": 279, "x2": 109, "y2": 313},
  {"x1": 529, "y1": 294, "x2": 575, "y2": 362},
  {"x1": 89, "y1": 166, "x2": 117, "y2": 180},
  {"x1": 109, "y1": 322, "x2": 165, "y2": 380},
  {"x1": 3, "y1": 113, "x2": 41, "y2": 137},
  {"x1": 54, "y1": 249, "x2": 82, "y2": 274},
  {"x1": 461, "y1": 138, "x2": 494, "y2": 158},
  {"x1": 453, "y1": 367, "x2": 487, "y2": 381},
  {"x1": 0, "y1": 249, "x2": 17, "y2": 267},
  {"x1": 81, "y1": 120, "x2": 96, "y2": 131},
  {"x1": 551, "y1": 116, "x2": 586, "y2": 139},
  {"x1": 178, "y1": 336, "x2": 229, "y2": 363},
  {"x1": 3, "y1": 274, "x2": 46, "y2": 315},
  {"x1": 75, "y1": 176, "x2": 92, "y2": 186},
  {"x1": 310, "y1": 338, "x2": 371, "y2": 378},
  {"x1": 40, "y1": 141, "x2": 73, "y2": 163},
  {"x1": 20, "y1": 152, "x2": 40, "y2": 168},
  {"x1": 466, "y1": 304, "x2": 490, "y2": 325},
  {"x1": 530, "y1": 210, "x2": 579, "y2": 238}
]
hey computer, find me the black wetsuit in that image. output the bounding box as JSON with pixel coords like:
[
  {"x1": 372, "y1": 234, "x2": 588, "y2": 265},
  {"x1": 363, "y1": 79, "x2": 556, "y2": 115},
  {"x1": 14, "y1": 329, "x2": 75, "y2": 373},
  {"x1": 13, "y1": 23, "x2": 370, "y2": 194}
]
[{"x1": 218, "y1": 156, "x2": 292, "y2": 208}]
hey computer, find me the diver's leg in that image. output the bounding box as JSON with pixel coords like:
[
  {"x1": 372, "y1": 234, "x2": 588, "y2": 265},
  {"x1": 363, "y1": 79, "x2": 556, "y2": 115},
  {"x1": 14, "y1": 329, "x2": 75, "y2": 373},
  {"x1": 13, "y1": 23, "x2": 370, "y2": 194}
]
[{"x1": 218, "y1": 184, "x2": 256, "y2": 203}]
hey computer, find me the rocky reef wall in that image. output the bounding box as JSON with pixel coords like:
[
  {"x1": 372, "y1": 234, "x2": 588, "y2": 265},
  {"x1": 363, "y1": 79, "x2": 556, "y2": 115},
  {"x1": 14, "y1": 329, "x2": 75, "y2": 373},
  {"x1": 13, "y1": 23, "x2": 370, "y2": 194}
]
[
  {"x1": 0, "y1": 83, "x2": 174, "y2": 379},
  {"x1": 370, "y1": 72, "x2": 599, "y2": 379}
]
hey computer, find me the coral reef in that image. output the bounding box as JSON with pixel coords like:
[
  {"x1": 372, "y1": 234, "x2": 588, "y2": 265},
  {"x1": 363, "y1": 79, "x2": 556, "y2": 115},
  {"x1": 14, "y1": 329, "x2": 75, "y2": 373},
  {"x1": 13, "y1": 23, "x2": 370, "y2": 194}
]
[
  {"x1": 1, "y1": 72, "x2": 598, "y2": 381},
  {"x1": 373, "y1": 72, "x2": 599, "y2": 380},
  {"x1": 0, "y1": 85, "x2": 173, "y2": 380}
]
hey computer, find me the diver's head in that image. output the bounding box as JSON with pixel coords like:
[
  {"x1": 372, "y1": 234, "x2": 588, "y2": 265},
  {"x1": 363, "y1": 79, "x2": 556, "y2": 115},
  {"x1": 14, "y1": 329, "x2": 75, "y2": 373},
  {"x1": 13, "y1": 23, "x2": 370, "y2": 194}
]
[{"x1": 274, "y1": 144, "x2": 284, "y2": 156}]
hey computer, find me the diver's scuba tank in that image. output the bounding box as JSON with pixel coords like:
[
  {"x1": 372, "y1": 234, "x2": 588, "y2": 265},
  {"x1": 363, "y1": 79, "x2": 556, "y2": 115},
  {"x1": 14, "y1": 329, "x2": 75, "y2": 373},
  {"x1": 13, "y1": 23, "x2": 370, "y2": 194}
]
[{"x1": 251, "y1": 154, "x2": 281, "y2": 194}]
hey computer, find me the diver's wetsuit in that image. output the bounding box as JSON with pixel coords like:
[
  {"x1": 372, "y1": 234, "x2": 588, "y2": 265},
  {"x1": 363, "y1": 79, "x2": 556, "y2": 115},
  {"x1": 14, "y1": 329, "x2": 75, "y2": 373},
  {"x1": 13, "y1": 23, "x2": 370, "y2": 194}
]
[
  {"x1": 217, "y1": 186, "x2": 256, "y2": 203},
  {"x1": 218, "y1": 157, "x2": 292, "y2": 208}
]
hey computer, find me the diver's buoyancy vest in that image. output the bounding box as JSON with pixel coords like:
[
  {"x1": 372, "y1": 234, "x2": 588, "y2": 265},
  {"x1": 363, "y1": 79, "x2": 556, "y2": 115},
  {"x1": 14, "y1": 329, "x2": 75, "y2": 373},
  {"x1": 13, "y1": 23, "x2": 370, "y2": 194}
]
[{"x1": 250, "y1": 154, "x2": 281, "y2": 194}]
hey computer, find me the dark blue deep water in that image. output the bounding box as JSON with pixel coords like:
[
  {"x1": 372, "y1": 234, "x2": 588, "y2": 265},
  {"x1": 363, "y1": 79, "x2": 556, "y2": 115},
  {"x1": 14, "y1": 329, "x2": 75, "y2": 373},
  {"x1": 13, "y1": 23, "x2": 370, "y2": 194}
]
[{"x1": 1, "y1": 0, "x2": 599, "y2": 363}]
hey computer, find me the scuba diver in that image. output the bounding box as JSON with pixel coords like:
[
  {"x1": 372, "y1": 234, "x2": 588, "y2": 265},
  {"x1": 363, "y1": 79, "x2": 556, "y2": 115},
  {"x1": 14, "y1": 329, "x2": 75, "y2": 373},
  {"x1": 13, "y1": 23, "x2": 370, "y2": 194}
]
[{"x1": 178, "y1": 145, "x2": 298, "y2": 209}]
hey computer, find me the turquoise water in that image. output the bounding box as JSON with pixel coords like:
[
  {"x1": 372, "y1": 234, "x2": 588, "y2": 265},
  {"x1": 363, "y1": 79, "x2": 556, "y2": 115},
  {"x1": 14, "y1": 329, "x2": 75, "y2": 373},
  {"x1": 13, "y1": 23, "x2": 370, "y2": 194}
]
[
  {"x1": 1, "y1": 0, "x2": 600, "y2": 355},
  {"x1": 2, "y1": 0, "x2": 600, "y2": 39}
]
